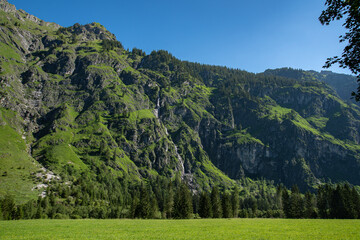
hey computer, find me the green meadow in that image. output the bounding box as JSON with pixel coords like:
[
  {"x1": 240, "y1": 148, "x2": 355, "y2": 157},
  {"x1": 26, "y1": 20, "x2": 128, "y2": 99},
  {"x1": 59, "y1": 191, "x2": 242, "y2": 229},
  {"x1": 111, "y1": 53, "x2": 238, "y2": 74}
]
[{"x1": 1, "y1": 219, "x2": 359, "y2": 240}]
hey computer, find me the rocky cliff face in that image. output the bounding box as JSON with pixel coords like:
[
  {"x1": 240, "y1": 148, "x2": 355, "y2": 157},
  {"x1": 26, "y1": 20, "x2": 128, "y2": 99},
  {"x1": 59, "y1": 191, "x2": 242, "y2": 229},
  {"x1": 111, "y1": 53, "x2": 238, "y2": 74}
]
[{"x1": 1, "y1": 0, "x2": 360, "y2": 199}]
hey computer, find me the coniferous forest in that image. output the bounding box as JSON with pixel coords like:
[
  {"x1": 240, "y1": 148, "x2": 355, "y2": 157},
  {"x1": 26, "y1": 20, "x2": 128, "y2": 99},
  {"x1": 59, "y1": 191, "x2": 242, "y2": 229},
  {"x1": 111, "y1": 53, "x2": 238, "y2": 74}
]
[{"x1": 2, "y1": 178, "x2": 360, "y2": 220}]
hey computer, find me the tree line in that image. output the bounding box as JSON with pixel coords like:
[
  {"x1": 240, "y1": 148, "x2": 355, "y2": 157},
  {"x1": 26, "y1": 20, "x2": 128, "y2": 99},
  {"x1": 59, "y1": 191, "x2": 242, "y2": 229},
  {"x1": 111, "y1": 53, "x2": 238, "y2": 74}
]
[{"x1": 1, "y1": 168, "x2": 360, "y2": 220}]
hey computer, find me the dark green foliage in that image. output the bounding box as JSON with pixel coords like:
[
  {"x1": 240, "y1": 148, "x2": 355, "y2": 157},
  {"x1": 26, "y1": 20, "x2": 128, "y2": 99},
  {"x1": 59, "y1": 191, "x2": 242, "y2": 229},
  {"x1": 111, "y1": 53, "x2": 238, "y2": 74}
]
[
  {"x1": 173, "y1": 183, "x2": 193, "y2": 219},
  {"x1": 280, "y1": 183, "x2": 360, "y2": 219},
  {"x1": 1, "y1": 195, "x2": 15, "y2": 220},
  {"x1": 289, "y1": 185, "x2": 305, "y2": 218},
  {"x1": 317, "y1": 184, "x2": 331, "y2": 218},
  {"x1": 163, "y1": 182, "x2": 174, "y2": 219},
  {"x1": 135, "y1": 185, "x2": 150, "y2": 218},
  {"x1": 330, "y1": 184, "x2": 357, "y2": 219},
  {"x1": 199, "y1": 191, "x2": 212, "y2": 218},
  {"x1": 282, "y1": 189, "x2": 291, "y2": 218},
  {"x1": 304, "y1": 191, "x2": 316, "y2": 218},
  {"x1": 2, "y1": 180, "x2": 360, "y2": 220},
  {"x1": 319, "y1": 0, "x2": 360, "y2": 100},
  {"x1": 231, "y1": 186, "x2": 240, "y2": 218},
  {"x1": 141, "y1": 50, "x2": 183, "y2": 74},
  {"x1": 221, "y1": 192, "x2": 233, "y2": 218},
  {"x1": 34, "y1": 203, "x2": 42, "y2": 219},
  {"x1": 14, "y1": 205, "x2": 23, "y2": 220},
  {"x1": 149, "y1": 193, "x2": 159, "y2": 219},
  {"x1": 210, "y1": 186, "x2": 222, "y2": 218},
  {"x1": 129, "y1": 194, "x2": 139, "y2": 219},
  {"x1": 102, "y1": 39, "x2": 123, "y2": 51},
  {"x1": 352, "y1": 187, "x2": 360, "y2": 217},
  {"x1": 131, "y1": 48, "x2": 146, "y2": 58}
]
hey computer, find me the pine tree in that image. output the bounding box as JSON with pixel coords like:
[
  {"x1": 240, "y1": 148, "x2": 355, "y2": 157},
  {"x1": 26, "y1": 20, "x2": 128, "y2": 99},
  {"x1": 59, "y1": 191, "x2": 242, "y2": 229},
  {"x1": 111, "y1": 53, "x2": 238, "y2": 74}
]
[
  {"x1": 192, "y1": 193, "x2": 200, "y2": 217},
  {"x1": 35, "y1": 204, "x2": 42, "y2": 219},
  {"x1": 330, "y1": 185, "x2": 346, "y2": 218},
  {"x1": 129, "y1": 192, "x2": 139, "y2": 218},
  {"x1": 342, "y1": 183, "x2": 357, "y2": 219},
  {"x1": 289, "y1": 185, "x2": 304, "y2": 218},
  {"x1": 148, "y1": 193, "x2": 159, "y2": 219},
  {"x1": 211, "y1": 186, "x2": 222, "y2": 218},
  {"x1": 282, "y1": 189, "x2": 291, "y2": 218},
  {"x1": 173, "y1": 183, "x2": 193, "y2": 219},
  {"x1": 317, "y1": 184, "x2": 331, "y2": 219},
  {"x1": 304, "y1": 191, "x2": 315, "y2": 218},
  {"x1": 163, "y1": 182, "x2": 174, "y2": 219},
  {"x1": 14, "y1": 206, "x2": 24, "y2": 220},
  {"x1": 135, "y1": 185, "x2": 150, "y2": 218},
  {"x1": 41, "y1": 196, "x2": 49, "y2": 215},
  {"x1": 199, "y1": 192, "x2": 212, "y2": 218},
  {"x1": 351, "y1": 187, "x2": 360, "y2": 218},
  {"x1": 231, "y1": 186, "x2": 239, "y2": 218},
  {"x1": 222, "y1": 192, "x2": 233, "y2": 218},
  {"x1": 1, "y1": 194, "x2": 15, "y2": 220},
  {"x1": 22, "y1": 200, "x2": 35, "y2": 219}
]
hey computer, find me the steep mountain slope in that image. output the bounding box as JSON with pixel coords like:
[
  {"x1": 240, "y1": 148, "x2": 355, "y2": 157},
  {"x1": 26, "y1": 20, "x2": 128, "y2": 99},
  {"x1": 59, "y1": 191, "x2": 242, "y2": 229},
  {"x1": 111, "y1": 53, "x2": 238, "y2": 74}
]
[
  {"x1": 1, "y1": 0, "x2": 360, "y2": 202},
  {"x1": 264, "y1": 68, "x2": 358, "y2": 104},
  {"x1": 0, "y1": 0, "x2": 232, "y2": 200}
]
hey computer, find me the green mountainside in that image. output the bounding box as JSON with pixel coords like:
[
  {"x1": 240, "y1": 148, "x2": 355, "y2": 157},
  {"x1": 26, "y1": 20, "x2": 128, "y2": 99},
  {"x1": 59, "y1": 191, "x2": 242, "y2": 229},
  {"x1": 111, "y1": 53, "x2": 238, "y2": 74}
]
[
  {"x1": 1, "y1": 0, "x2": 360, "y2": 207},
  {"x1": 264, "y1": 68, "x2": 358, "y2": 104}
]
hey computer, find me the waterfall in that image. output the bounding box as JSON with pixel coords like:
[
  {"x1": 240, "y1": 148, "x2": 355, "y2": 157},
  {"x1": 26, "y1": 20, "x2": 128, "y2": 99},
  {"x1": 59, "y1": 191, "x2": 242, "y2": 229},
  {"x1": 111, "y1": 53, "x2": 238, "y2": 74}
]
[
  {"x1": 154, "y1": 96, "x2": 160, "y2": 118},
  {"x1": 174, "y1": 143, "x2": 185, "y2": 176},
  {"x1": 153, "y1": 95, "x2": 185, "y2": 176}
]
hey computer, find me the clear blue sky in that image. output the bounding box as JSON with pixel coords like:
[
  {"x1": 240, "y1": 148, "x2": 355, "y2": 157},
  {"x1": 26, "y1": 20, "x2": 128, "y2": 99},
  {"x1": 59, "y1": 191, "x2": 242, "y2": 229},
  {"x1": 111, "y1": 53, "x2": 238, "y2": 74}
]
[{"x1": 9, "y1": 0, "x2": 351, "y2": 74}]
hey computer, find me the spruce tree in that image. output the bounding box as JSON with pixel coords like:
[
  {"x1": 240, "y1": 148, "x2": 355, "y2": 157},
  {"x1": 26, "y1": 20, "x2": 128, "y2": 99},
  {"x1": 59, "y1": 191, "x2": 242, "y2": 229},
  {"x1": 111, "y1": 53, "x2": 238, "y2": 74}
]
[
  {"x1": 351, "y1": 187, "x2": 360, "y2": 218},
  {"x1": 136, "y1": 185, "x2": 150, "y2": 218},
  {"x1": 199, "y1": 192, "x2": 212, "y2": 218},
  {"x1": 231, "y1": 186, "x2": 239, "y2": 218},
  {"x1": 290, "y1": 185, "x2": 304, "y2": 218},
  {"x1": 14, "y1": 206, "x2": 24, "y2": 220},
  {"x1": 330, "y1": 185, "x2": 346, "y2": 218},
  {"x1": 163, "y1": 182, "x2": 174, "y2": 219},
  {"x1": 148, "y1": 193, "x2": 159, "y2": 219},
  {"x1": 342, "y1": 184, "x2": 357, "y2": 219},
  {"x1": 35, "y1": 204, "x2": 42, "y2": 219},
  {"x1": 317, "y1": 184, "x2": 331, "y2": 219},
  {"x1": 211, "y1": 186, "x2": 222, "y2": 218},
  {"x1": 192, "y1": 193, "x2": 200, "y2": 217},
  {"x1": 222, "y1": 192, "x2": 233, "y2": 218},
  {"x1": 282, "y1": 189, "x2": 291, "y2": 218},
  {"x1": 1, "y1": 195, "x2": 15, "y2": 220},
  {"x1": 173, "y1": 183, "x2": 193, "y2": 219},
  {"x1": 129, "y1": 192, "x2": 139, "y2": 218},
  {"x1": 304, "y1": 191, "x2": 315, "y2": 218}
]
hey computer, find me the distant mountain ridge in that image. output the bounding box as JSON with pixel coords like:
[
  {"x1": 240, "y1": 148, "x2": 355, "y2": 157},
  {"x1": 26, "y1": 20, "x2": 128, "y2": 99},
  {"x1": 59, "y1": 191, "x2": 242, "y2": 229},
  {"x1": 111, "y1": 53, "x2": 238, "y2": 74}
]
[
  {"x1": 264, "y1": 68, "x2": 358, "y2": 104},
  {"x1": 1, "y1": 0, "x2": 360, "y2": 204}
]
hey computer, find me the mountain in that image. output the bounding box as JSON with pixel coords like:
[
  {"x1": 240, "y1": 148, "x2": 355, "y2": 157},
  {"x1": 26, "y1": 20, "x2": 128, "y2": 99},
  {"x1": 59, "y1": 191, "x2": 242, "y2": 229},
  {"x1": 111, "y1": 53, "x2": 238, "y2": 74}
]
[
  {"x1": 264, "y1": 68, "x2": 358, "y2": 104},
  {"x1": 1, "y1": 0, "x2": 360, "y2": 205}
]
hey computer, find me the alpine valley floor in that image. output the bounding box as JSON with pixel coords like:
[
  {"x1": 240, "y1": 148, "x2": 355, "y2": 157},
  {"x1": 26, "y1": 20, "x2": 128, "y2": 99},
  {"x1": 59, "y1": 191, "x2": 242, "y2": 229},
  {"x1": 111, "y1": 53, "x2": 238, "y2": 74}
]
[{"x1": 1, "y1": 219, "x2": 360, "y2": 240}]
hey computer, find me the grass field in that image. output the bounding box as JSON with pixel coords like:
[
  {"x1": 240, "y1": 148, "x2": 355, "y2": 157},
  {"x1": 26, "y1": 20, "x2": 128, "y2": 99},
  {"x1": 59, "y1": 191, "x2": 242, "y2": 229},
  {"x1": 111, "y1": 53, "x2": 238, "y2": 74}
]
[{"x1": 1, "y1": 219, "x2": 359, "y2": 240}]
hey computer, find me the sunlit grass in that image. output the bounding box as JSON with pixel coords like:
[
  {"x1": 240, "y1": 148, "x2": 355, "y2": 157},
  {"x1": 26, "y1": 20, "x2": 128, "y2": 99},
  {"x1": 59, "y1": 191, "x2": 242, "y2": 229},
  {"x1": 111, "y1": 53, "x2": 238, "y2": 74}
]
[{"x1": 1, "y1": 219, "x2": 359, "y2": 240}]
